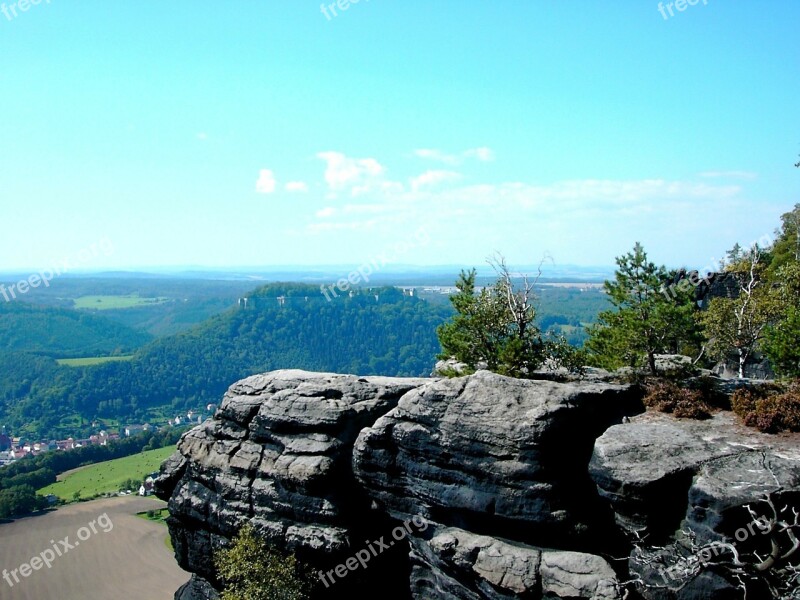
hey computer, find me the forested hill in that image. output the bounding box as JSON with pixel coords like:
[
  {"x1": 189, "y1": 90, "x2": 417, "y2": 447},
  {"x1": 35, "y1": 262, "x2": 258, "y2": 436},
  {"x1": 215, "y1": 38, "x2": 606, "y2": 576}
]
[
  {"x1": 0, "y1": 284, "x2": 453, "y2": 438},
  {"x1": 0, "y1": 301, "x2": 151, "y2": 357}
]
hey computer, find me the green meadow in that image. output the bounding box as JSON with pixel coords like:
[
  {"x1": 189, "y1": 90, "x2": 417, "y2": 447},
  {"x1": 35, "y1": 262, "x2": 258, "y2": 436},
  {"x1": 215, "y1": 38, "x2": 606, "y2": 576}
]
[
  {"x1": 73, "y1": 294, "x2": 169, "y2": 310},
  {"x1": 57, "y1": 355, "x2": 134, "y2": 367},
  {"x1": 38, "y1": 446, "x2": 175, "y2": 501}
]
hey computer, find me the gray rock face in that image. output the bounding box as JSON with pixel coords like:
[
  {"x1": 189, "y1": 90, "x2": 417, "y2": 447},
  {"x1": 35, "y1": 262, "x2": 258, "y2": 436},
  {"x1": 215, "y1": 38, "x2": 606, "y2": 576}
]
[
  {"x1": 409, "y1": 526, "x2": 619, "y2": 600},
  {"x1": 354, "y1": 370, "x2": 643, "y2": 550},
  {"x1": 160, "y1": 368, "x2": 800, "y2": 600},
  {"x1": 653, "y1": 354, "x2": 697, "y2": 378},
  {"x1": 174, "y1": 575, "x2": 219, "y2": 600},
  {"x1": 591, "y1": 411, "x2": 800, "y2": 599},
  {"x1": 591, "y1": 411, "x2": 800, "y2": 540},
  {"x1": 432, "y1": 358, "x2": 474, "y2": 376},
  {"x1": 156, "y1": 370, "x2": 428, "y2": 588},
  {"x1": 539, "y1": 551, "x2": 620, "y2": 600}
]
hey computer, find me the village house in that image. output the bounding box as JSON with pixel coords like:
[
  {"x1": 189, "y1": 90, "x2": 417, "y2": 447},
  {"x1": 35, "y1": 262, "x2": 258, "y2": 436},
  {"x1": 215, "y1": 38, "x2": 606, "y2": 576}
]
[
  {"x1": 138, "y1": 479, "x2": 155, "y2": 496},
  {"x1": 124, "y1": 424, "x2": 151, "y2": 437}
]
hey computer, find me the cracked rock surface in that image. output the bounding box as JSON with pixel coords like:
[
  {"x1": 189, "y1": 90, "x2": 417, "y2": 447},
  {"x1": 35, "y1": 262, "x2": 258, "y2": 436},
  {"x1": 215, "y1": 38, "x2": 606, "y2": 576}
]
[
  {"x1": 591, "y1": 411, "x2": 800, "y2": 599},
  {"x1": 156, "y1": 369, "x2": 427, "y2": 593},
  {"x1": 157, "y1": 369, "x2": 800, "y2": 600}
]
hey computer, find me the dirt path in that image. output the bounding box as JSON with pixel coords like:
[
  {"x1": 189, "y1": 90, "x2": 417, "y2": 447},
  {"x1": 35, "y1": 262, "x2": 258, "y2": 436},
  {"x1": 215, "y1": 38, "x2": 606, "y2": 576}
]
[{"x1": 0, "y1": 496, "x2": 189, "y2": 600}]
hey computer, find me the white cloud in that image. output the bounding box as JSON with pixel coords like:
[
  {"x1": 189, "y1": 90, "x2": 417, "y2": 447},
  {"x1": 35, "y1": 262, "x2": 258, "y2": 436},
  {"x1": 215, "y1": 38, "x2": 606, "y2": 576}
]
[
  {"x1": 255, "y1": 169, "x2": 277, "y2": 194},
  {"x1": 413, "y1": 148, "x2": 460, "y2": 165},
  {"x1": 285, "y1": 181, "x2": 309, "y2": 193},
  {"x1": 464, "y1": 147, "x2": 495, "y2": 162},
  {"x1": 317, "y1": 151, "x2": 386, "y2": 193},
  {"x1": 343, "y1": 203, "x2": 400, "y2": 215},
  {"x1": 410, "y1": 170, "x2": 462, "y2": 191},
  {"x1": 305, "y1": 151, "x2": 747, "y2": 255},
  {"x1": 311, "y1": 177, "x2": 741, "y2": 235},
  {"x1": 196, "y1": 132, "x2": 208, "y2": 141},
  {"x1": 352, "y1": 180, "x2": 405, "y2": 197},
  {"x1": 437, "y1": 179, "x2": 742, "y2": 214},
  {"x1": 414, "y1": 147, "x2": 495, "y2": 165}
]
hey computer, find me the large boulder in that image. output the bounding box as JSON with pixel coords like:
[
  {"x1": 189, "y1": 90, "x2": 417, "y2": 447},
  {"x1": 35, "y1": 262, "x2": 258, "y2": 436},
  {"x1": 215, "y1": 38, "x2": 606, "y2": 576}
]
[
  {"x1": 156, "y1": 369, "x2": 429, "y2": 593},
  {"x1": 590, "y1": 411, "x2": 800, "y2": 599},
  {"x1": 174, "y1": 575, "x2": 219, "y2": 600},
  {"x1": 353, "y1": 370, "x2": 643, "y2": 551},
  {"x1": 409, "y1": 526, "x2": 620, "y2": 600},
  {"x1": 159, "y1": 367, "x2": 800, "y2": 599}
]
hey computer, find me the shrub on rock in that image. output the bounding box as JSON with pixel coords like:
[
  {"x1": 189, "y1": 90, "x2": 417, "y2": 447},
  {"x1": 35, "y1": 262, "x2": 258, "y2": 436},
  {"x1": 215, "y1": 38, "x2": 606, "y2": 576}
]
[
  {"x1": 642, "y1": 380, "x2": 712, "y2": 419},
  {"x1": 733, "y1": 381, "x2": 800, "y2": 433}
]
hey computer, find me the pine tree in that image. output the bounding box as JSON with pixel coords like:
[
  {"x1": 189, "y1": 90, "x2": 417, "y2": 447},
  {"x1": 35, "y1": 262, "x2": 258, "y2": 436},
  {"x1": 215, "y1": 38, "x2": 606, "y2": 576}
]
[
  {"x1": 763, "y1": 262, "x2": 800, "y2": 377},
  {"x1": 436, "y1": 259, "x2": 546, "y2": 377},
  {"x1": 586, "y1": 243, "x2": 698, "y2": 375}
]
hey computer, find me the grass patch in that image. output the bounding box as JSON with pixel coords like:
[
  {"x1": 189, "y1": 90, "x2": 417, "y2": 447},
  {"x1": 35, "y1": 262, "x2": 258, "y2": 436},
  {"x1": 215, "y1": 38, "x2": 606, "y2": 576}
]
[
  {"x1": 136, "y1": 507, "x2": 170, "y2": 523},
  {"x1": 38, "y1": 446, "x2": 174, "y2": 501},
  {"x1": 56, "y1": 355, "x2": 134, "y2": 367},
  {"x1": 73, "y1": 295, "x2": 168, "y2": 310},
  {"x1": 137, "y1": 507, "x2": 174, "y2": 551}
]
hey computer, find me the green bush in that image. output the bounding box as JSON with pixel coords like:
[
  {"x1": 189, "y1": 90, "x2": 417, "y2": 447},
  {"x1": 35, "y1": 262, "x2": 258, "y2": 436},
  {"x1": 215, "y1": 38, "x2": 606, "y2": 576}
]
[
  {"x1": 0, "y1": 485, "x2": 49, "y2": 519},
  {"x1": 214, "y1": 524, "x2": 311, "y2": 600}
]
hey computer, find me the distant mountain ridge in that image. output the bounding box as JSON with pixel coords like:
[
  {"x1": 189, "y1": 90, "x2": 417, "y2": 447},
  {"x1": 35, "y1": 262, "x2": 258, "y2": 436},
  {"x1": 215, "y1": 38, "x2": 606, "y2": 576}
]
[
  {"x1": 0, "y1": 284, "x2": 453, "y2": 439},
  {"x1": 0, "y1": 301, "x2": 151, "y2": 358}
]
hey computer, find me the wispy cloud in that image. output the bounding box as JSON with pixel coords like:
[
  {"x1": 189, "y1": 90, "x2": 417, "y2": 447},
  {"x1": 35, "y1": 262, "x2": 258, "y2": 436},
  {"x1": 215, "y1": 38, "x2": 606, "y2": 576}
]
[
  {"x1": 318, "y1": 151, "x2": 386, "y2": 194},
  {"x1": 464, "y1": 147, "x2": 495, "y2": 162},
  {"x1": 255, "y1": 169, "x2": 277, "y2": 194},
  {"x1": 410, "y1": 169, "x2": 462, "y2": 191},
  {"x1": 307, "y1": 219, "x2": 378, "y2": 234},
  {"x1": 413, "y1": 148, "x2": 460, "y2": 165},
  {"x1": 305, "y1": 151, "x2": 747, "y2": 241},
  {"x1": 285, "y1": 181, "x2": 309, "y2": 193},
  {"x1": 414, "y1": 146, "x2": 495, "y2": 165}
]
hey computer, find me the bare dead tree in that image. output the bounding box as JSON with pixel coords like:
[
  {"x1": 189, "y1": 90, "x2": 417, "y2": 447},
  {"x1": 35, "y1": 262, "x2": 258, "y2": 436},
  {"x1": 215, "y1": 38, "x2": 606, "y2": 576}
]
[
  {"x1": 621, "y1": 460, "x2": 800, "y2": 599},
  {"x1": 703, "y1": 245, "x2": 780, "y2": 378},
  {"x1": 485, "y1": 252, "x2": 550, "y2": 341},
  {"x1": 733, "y1": 245, "x2": 769, "y2": 378}
]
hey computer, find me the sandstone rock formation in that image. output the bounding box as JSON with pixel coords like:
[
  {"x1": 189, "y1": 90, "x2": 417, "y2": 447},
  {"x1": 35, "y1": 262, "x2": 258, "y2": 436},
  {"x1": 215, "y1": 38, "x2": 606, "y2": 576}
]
[
  {"x1": 155, "y1": 370, "x2": 428, "y2": 596},
  {"x1": 591, "y1": 411, "x2": 800, "y2": 599},
  {"x1": 156, "y1": 369, "x2": 800, "y2": 600}
]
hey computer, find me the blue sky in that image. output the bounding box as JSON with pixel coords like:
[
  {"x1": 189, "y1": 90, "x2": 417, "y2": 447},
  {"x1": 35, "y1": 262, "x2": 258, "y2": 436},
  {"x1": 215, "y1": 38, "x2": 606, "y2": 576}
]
[{"x1": 0, "y1": 1, "x2": 798, "y2": 273}]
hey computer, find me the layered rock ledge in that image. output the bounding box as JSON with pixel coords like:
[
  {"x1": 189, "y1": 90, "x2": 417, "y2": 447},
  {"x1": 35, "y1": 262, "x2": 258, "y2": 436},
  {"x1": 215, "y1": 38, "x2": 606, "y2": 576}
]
[
  {"x1": 591, "y1": 411, "x2": 800, "y2": 599},
  {"x1": 155, "y1": 370, "x2": 427, "y2": 593},
  {"x1": 157, "y1": 369, "x2": 800, "y2": 600}
]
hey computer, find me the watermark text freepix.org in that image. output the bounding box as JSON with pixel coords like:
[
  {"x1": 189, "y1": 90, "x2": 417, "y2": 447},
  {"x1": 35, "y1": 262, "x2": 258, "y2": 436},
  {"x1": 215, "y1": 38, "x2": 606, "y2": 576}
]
[
  {"x1": 659, "y1": 513, "x2": 769, "y2": 582},
  {"x1": 0, "y1": 237, "x2": 114, "y2": 303},
  {"x1": 1, "y1": 0, "x2": 51, "y2": 23},
  {"x1": 318, "y1": 515, "x2": 428, "y2": 588},
  {"x1": 320, "y1": 0, "x2": 369, "y2": 21},
  {"x1": 657, "y1": 0, "x2": 708, "y2": 20},
  {"x1": 660, "y1": 232, "x2": 774, "y2": 301},
  {"x1": 3, "y1": 513, "x2": 114, "y2": 588}
]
